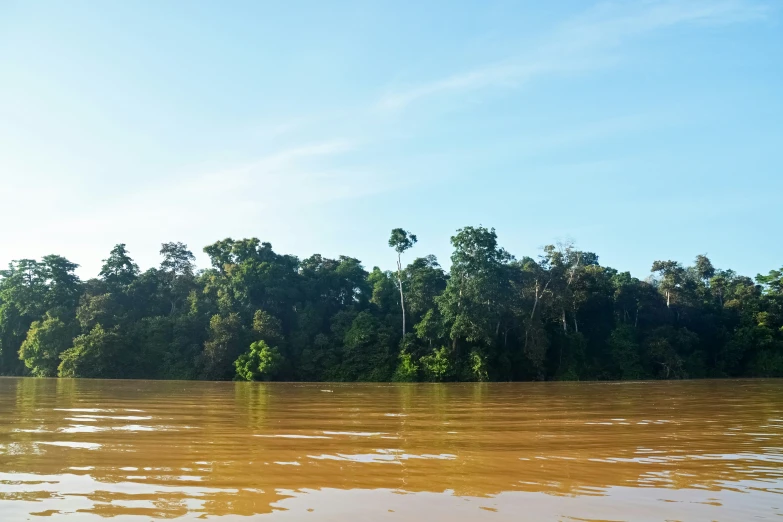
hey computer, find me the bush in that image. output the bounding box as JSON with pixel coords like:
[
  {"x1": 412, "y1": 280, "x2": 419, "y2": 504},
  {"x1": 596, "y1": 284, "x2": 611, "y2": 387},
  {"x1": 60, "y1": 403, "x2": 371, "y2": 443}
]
[
  {"x1": 392, "y1": 352, "x2": 419, "y2": 382},
  {"x1": 234, "y1": 340, "x2": 283, "y2": 381},
  {"x1": 420, "y1": 346, "x2": 454, "y2": 382}
]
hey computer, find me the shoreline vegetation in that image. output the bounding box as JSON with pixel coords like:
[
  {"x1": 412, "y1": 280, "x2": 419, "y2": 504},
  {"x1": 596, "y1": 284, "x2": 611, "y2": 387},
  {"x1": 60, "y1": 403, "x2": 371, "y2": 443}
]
[{"x1": 1, "y1": 227, "x2": 781, "y2": 382}]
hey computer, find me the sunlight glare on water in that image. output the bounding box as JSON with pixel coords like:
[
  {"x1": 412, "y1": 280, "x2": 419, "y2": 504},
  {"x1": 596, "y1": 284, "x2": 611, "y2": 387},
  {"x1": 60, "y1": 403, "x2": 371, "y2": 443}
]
[{"x1": 1, "y1": 378, "x2": 782, "y2": 521}]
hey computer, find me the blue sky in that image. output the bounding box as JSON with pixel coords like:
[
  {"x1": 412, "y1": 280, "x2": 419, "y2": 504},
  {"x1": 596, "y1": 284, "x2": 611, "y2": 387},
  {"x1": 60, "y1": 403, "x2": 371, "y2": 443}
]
[{"x1": 1, "y1": 0, "x2": 781, "y2": 279}]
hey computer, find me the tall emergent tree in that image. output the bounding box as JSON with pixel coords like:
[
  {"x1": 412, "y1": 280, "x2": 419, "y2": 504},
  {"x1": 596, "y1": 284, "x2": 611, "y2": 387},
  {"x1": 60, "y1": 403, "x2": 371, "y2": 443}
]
[
  {"x1": 651, "y1": 260, "x2": 685, "y2": 308},
  {"x1": 159, "y1": 242, "x2": 196, "y2": 314},
  {"x1": 100, "y1": 244, "x2": 140, "y2": 289},
  {"x1": 388, "y1": 228, "x2": 417, "y2": 336}
]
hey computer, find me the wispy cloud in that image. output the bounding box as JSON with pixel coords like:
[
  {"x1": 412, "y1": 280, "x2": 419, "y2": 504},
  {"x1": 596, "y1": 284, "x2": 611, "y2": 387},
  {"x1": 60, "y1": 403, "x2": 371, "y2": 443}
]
[
  {"x1": 378, "y1": 0, "x2": 769, "y2": 111},
  {"x1": 25, "y1": 138, "x2": 396, "y2": 275},
  {"x1": 187, "y1": 139, "x2": 358, "y2": 192},
  {"x1": 97, "y1": 139, "x2": 370, "y2": 230}
]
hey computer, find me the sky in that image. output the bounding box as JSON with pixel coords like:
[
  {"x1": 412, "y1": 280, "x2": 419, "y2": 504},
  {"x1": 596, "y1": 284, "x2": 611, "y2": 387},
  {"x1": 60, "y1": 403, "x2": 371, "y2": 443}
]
[{"x1": 1, "y1": 0, "x2": 781, "y2": 280}]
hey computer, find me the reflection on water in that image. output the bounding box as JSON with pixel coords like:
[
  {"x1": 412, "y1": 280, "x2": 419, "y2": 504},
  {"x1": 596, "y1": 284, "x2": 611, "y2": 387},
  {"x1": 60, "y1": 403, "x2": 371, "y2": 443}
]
[{"x1": 0, "y1": 378, "x2": 781, "y2": 521}]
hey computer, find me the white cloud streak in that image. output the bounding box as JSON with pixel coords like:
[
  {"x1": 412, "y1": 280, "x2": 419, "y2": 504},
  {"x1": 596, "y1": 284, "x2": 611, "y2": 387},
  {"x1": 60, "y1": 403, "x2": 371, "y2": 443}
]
[
  {"x1": 377, "y1": 0, "x2": 769, "y2": 111},
  {"x1": 1, "y1": 139, "x2": 394, "y2": 276},
  {"x1": 84, "y1": 139, "x2": 375, "y2": 235}
]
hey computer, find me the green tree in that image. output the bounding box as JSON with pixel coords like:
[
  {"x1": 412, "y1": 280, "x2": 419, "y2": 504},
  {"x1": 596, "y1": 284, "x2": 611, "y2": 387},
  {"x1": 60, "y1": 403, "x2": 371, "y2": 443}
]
[
  {"x1": 235, "y1": 340, "x2": 283, "y2": 381},
  {"x1": 437, "y1": 226, "x2": 512, "y2": 374},
  {"x1": 59, "y1": 324, "x2": 128, "y2": 378},
  {"x1": 608, "y1": 325, "x2": 643, "y2": 379},
  {"x1": 159, "y1": 242, "x2": 197, "y2": 315},
  {"x1": 757, "y1": 267, "x2": 783, "y2": 295},
  {"x1": 405, "y1": 255, "x2": 447, "y2": 321},
  {"x1": 368, "y1": 267, "x2": 398, "y2": 314},
  {"x1": 694, "y1": 255, "x2": 716, "y2": 282},
  {"x1": 99, "y1": 244, "x2": 140, "y2": 288},
  {"x1": 41, "y1": 255, "x2": 82, "y2": 313},
  {"x1": 651, "y1": 260, "x2": 685, "y2": 308},
  {"x1": 392, "y1": 351, "x2": 420, "y2": 382},
  {"x1": 160, "y1": 242, "x2": 196, "y2": 276},
  {"x1": 340, "y1": 311, "x2": 395, "y2": 381},
  {"x1": 0, "y1": 260, "x2": 47, "y2": 374},
  {"x1": 252, "y1": 309, "x2": 283, "y2": 344},
  {"x1": 420, "y1": 346, "x2": 454, "y2": 381},
  {"x1": 0, "y1": 256, "x2": 81, "y2": 375},
  {"x1": 19, "y1": 315, "x2": 76, "y2": 377},
  {"x1": 202, "y1": 313, "x2": 245, "y2": 380}
]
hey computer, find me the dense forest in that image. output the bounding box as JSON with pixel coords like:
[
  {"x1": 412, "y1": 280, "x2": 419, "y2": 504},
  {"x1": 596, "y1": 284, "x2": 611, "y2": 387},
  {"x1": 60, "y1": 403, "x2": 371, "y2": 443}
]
[{"x1": 1, "y1": 227, "x2": 782, "y2": 381}]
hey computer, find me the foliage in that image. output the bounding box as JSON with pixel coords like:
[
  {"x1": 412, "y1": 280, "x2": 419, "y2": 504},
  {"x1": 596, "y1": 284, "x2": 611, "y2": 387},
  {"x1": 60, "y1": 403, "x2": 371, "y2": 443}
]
[
  {"x1": 340, "y1": 311, "x2": 395, "y2": 381},
  {"x1": 608, "y1": 325, "x2": 642, "y2": 380},
  {"x1": 467, "y1": 349, "x2": 489, "y2": 381},
  {"x1": 392, "y1": 351, "x2": 420, "y2": 382},
  {"x1": 388, "y1": 229, "x2": 418, "y2": 255},
  {"x1": 58, "y1": 324, "x2": 127, "y2": 378},
  {"x1": 99, "y1": 244, "x2": 139, "y2": 289},
  {"x1": 420, "y1": 346, "x2": 454, "y2": 381},
  {"x1": 1, "y1": 230, "x2": 781, "y2": 382},
  {"x1": 202, "y1": 313, "x2": 245, "y2": 380},
  {"x1": 19, "y1": 315, "x2": 75, "y2": 377},
  {"x1": 235, "y1": 340, "x2": 284, "y2": 381}
]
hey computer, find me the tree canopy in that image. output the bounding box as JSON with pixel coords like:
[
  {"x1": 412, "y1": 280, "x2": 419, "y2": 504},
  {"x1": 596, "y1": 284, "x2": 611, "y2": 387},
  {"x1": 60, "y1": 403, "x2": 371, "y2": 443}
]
[{"x1": 2, "y1": 229, "x2": 781, "y2": 381}]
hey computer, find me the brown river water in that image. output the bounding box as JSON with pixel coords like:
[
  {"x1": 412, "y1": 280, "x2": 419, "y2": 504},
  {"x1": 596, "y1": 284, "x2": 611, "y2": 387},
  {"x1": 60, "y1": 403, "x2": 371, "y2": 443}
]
[{"x1": 1, "y1": 378, "x2": 782, "y2": 521}]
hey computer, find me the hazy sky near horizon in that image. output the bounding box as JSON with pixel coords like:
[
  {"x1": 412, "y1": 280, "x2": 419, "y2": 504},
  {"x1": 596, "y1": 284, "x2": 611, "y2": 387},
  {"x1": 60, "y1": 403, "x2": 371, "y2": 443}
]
[{"x1": 1, "y1": 0, "x2": 781, "y2": 279}]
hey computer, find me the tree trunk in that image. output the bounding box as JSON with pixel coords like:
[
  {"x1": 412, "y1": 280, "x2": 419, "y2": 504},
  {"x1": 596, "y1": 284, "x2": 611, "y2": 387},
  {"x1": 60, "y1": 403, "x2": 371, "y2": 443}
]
[
  {"x1": 561, "y1": 308, "x2": 567, "y2": 333},
  {"x1": 530, "y1": 278, "x2": 550, "y2": 320},
  {"x1": 398, "y1": 279, "x2": 406, "y2": 336},
  {"x1": 397, "y1": 255, "x2": 406, "y2": 337}
]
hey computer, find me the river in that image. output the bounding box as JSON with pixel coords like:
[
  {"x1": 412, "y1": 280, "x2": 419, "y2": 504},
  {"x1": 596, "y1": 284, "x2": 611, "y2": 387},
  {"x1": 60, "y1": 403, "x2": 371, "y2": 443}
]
[{"x1": 1, "y1": 378, "x2": 781, "y2": 520}]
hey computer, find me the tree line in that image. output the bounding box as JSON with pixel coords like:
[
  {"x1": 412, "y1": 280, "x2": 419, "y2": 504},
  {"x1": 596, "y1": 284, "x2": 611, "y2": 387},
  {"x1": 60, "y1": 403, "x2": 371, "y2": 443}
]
[{"x1": 1, "y1": 227, "x2": 781, "y2": 381}]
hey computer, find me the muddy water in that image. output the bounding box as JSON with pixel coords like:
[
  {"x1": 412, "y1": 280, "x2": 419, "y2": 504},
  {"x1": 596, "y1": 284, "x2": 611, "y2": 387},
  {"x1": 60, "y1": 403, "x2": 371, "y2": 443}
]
[{"x1": 1, "y1": 378, "x2": 781, "y2": 521}]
